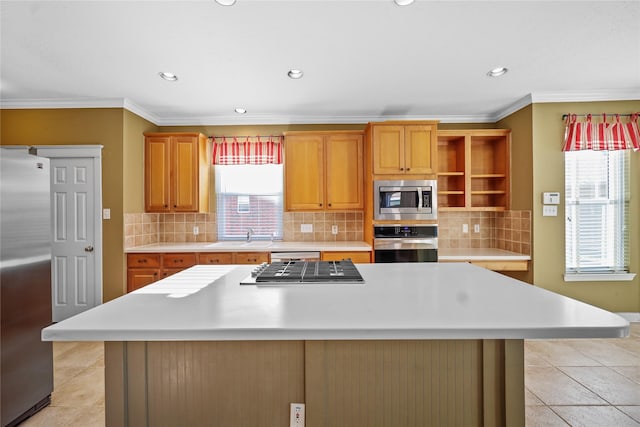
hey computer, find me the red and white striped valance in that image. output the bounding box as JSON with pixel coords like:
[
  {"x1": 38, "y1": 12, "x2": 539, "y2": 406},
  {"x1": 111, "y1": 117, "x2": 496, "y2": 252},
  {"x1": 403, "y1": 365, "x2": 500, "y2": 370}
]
[
  {"x1": 211, "y1": 136, "x2": 283, "y2": 165},
  {"x1": 562, "y1": 113, "x2": 640, "y2": 151}
]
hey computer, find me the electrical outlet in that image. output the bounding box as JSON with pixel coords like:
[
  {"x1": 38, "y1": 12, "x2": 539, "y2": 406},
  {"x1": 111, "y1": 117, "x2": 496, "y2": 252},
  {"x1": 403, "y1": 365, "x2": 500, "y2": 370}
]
[
  {"x1": 474, "y1": 224, "x2": 480, "y2": 233},
  {"x1": 290, "y1": 403, "x2": 305, "y2": 427},
  {"x1": 331, "y1": 225, "x2": 338, "y2": 235},
  {"x1": 462, "y1": 224, "x2": 469, "y2": 233},
  {"x1": 103, "y1": 208, "x2": 111, "y2": 220},
  {"x1": 301, "y1": 224, "x2": 313, "y2": 233},
  {"x1": 193, "y1": 226, "x2": 199, "y2": 235}
]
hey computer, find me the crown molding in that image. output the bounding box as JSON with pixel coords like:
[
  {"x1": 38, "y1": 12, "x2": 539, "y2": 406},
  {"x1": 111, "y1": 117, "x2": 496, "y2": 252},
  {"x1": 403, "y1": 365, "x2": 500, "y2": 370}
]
[
  {"x1": 2, "y1": 91, "x2": 638, "y2": 126},
  {"x1": 0, "y1": 97, "x2": 127, "y2": 109},
  {"x1": 492, "y1": 94, "x2": 534, "y2": 122},
  {"x1": 155, "y1": 113, "x2": 497, "y2": 126},
  {"x1": 530, "y1": 89, "x2": 640, "y2": 103}
]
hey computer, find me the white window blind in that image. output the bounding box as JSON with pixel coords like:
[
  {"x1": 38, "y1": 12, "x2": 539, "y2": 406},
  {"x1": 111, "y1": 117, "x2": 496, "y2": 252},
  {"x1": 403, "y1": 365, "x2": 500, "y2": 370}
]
[
  {"x1": 565, "y1": 150, "x2": 630, "y2": 274},
  {"x1": 215, "y1": 164, "x2": 283, "y2": 240}
]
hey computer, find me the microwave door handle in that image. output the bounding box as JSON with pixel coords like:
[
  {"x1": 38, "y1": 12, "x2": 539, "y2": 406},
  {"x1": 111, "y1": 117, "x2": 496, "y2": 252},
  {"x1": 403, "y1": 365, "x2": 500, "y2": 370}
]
[{"x1": 417, "y1": 187, "x2": 423, "y2": 210}]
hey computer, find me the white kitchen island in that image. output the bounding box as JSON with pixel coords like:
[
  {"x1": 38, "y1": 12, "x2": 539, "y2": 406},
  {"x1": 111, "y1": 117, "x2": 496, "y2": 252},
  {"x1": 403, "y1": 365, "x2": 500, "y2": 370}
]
[{"x1": 43, "y1": 263, "x2": 628, "y2": 427}]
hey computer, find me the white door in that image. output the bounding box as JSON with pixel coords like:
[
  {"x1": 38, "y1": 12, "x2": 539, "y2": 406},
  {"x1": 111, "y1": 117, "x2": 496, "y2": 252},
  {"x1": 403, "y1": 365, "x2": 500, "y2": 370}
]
[{"x1": 35, "y1": 146, "x2": 103, "y2": 322}]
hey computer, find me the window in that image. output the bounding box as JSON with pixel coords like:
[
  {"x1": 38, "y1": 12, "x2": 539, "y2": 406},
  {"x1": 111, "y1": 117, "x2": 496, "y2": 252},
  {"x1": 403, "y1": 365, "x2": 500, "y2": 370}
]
[
  {"x1": 215, "y1": 164, "x2": 283, "y2": 240},
  {"x1": 565, "y1": 150, "x2": 631, "y2": 280}
]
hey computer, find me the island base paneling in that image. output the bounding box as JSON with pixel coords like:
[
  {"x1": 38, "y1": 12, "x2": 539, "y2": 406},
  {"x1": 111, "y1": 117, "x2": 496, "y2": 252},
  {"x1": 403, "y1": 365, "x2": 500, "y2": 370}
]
[{"x1": 105, "y1": 339, "x2": 523, "y2": 427}]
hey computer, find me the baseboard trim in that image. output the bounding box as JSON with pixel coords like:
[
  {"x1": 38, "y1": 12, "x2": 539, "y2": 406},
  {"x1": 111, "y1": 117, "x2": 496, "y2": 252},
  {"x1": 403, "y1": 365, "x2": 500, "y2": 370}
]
[{"x1": 617, "y1": 312, "x2": 640, "y2": 322}]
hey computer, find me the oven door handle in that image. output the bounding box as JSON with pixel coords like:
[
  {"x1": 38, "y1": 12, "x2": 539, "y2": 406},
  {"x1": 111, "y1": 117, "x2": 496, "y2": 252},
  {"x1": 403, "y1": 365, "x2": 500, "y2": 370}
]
[{"x1": 374, "y1": 238, "x2": 438, "y2": 250}]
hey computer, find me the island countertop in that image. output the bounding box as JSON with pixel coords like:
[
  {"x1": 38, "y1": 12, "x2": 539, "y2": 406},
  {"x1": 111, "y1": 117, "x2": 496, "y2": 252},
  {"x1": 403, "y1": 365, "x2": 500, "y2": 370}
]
[{"x1": 42, "y1": 262, "x2": 628, "y2": 342}]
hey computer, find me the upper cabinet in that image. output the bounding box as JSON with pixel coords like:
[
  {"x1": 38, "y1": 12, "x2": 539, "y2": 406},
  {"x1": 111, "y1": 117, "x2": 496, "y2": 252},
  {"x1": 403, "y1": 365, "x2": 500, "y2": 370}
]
[
  {"x1": 284, "y1": 131, "x2": 364, "y2": 211},
  {"x1": 370, "y1": 122, "x2": 437, "y2": 176},
  {"x1": 144, "y1": 132, "x2": 210, "y2": 213},
  {"x1": 437, "y1": 129, "x2": 511, "y2": 211}
]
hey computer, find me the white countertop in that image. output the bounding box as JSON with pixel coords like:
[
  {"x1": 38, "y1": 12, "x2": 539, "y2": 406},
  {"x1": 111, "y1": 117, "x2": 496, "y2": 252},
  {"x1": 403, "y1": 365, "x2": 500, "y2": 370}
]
[
  {"x1": 125, "y1": 241, "x2": 372, "y2": 253},
  {"x1": 438, "y1": 248, "x2": 531, "y2": 261},
  {"x1": 42, "y1": 263, "x2": 628, "y2": 342}
]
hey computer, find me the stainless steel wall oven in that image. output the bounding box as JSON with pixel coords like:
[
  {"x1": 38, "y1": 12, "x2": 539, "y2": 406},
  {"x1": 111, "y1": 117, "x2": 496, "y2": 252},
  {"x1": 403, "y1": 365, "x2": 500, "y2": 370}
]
[{"x1": 374, "y1": 225, "x2": 438, "y2": 263}]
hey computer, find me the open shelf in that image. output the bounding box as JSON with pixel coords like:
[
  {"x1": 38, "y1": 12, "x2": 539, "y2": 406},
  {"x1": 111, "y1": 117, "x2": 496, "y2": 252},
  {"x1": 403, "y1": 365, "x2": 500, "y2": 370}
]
[{"x1": 437, "y1": 129, "x2": 510, "y2": 210}]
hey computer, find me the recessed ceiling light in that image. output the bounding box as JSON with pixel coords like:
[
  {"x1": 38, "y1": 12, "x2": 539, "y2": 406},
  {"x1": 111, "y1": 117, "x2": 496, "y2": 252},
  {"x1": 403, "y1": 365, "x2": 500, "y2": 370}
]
[
  {"x1": 287, "y1": 69, "x2": 304, "y2": 79},
  {"x1": 215, "y1": 0, "x2": 236, "y2": 5},
  {"x1": 158, "y1": 72, "x2": 178, "y2": 81},
  {"x1": 487, "y1": 67, "x2": 508, "y2": 77},
  {"x1": 234, "y1": 108, "x2": 246, "y2": 114},
  {"x1": 394, "y1": 0, "x2": 415, "y2": 5}
]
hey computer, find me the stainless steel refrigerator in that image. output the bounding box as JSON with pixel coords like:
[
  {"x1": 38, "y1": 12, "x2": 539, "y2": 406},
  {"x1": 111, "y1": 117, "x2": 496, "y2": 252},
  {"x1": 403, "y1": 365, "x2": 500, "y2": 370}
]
[{"x1": 1, "y1": 147, "x2": 53, "y2": 427}]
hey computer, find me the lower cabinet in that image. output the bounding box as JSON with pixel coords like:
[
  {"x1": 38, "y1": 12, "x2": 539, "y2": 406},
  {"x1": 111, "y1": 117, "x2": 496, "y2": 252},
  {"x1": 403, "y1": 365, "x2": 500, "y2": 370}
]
[
  {"x1": 127, "y1": 253, "x2": 197, "y2": 292},
  {"x1": 321, "y1": 251, "x2": 371, "y2": 263},
  {"x1": 439, "y1": 259, "x2": 529, "y2": 272},
  {"x1": 127, "y1": 251, "x2": 271, "y2": 292}
]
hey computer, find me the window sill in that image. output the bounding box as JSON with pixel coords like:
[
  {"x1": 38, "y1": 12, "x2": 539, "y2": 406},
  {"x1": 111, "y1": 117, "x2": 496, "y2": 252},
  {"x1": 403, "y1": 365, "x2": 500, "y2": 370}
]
[{"x1": 564, "y1": 273, "x2": 636, "y2": 282}]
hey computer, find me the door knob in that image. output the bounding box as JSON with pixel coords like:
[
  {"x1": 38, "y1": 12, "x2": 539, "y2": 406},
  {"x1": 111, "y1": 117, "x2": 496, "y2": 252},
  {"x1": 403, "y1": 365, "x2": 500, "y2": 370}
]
[{"x1": 85, "y1": 245, "x2": 94, "y2": 252}]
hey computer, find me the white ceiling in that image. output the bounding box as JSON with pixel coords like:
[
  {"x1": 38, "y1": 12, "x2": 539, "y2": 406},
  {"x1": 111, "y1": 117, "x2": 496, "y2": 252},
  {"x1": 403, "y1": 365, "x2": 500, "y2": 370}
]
[{"x1": 1, "y1": 0, "x2": 639, "y2": 125}]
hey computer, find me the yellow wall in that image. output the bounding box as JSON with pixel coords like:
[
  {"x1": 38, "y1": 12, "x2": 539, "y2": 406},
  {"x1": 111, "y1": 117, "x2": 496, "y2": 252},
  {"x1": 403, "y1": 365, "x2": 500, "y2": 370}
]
[
  {"x1": 529, "y1": 101, "x2": 640, "y2": 312},
  {"x1": 123, "y1": 110, "x2": 157, "y2": 213},
  {"x1": 496, "y1": 105, "x2": 534, "y2": 284}
]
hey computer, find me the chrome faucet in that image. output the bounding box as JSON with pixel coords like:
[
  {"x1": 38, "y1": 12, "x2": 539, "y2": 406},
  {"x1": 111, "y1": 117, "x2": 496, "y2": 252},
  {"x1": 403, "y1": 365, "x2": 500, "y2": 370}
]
[{"x1": 246, "y1": 227, "x2": 254, "y2": 242}]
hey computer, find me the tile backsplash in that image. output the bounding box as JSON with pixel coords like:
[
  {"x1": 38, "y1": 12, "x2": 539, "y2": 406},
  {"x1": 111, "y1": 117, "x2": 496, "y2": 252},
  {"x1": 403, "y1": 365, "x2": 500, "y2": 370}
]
[
  {"x1": 124, "y1": 213, "x2": 217, "y2": 248},
  {"x1": 125, "y1": 210, "x2": 528, "y2": 254},
  {"x1": 283, "y1": 211, "x2": 364, "y2": 242},
  {"x1": 437, "y1": 210, "x2": 531, "y2": 255},
  {"x1": 124, "y1": 211, "x2": 363, "y2": 248}
]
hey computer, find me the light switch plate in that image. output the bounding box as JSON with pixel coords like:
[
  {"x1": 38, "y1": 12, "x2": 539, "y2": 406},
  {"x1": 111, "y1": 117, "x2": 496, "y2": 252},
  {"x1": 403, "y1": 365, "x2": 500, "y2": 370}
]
[
  {"x1": 543, "y1": 192, "x2": 561, "y2": 205},
  {"x1": 543, "y1": 205, "x2": 558, "y2": 216}
]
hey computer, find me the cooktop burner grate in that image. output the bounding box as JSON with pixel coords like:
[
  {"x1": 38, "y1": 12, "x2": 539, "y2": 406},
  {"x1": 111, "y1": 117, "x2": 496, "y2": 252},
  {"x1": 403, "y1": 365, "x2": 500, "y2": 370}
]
[{"x1": 248, "y1": 259, "x2": 364, "y2": 284}]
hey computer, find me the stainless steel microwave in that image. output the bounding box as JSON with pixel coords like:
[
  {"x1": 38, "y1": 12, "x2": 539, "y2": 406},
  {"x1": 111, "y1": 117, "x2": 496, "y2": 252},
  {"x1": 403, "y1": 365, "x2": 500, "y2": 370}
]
[{"x1": 374, "y1": 180, "x2": 437, "y2": 221}]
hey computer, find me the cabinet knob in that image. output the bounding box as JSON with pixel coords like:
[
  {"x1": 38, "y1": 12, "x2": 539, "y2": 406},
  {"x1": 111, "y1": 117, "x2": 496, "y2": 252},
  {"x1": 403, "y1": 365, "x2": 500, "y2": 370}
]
[
  {"x1": 319, "y1": 203, "x2": 323, "y2": 207},
  {"x1": 153, "y1": 272, "x2": 157, "y2": 276},
  {"x1": 328, "y1": 203, "x2": 332, "y2": 207},
  {"x1": 406, "y1": 168, "x2": 410, "y2": 171},
  {"x1": 164, "y1": 205, "x2": 168, "y2": 208},
  {"x1": 400, "y1": 167, "x2": 404, "y2": 171},
  {"x1": 173, "y1": 205, "x2": 177, "y2": 208}
]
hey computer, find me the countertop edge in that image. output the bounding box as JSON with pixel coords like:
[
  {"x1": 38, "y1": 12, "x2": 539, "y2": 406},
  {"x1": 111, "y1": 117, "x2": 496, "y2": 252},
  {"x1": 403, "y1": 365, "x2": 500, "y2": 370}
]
[
  {"x1": 42, "y1": 325, "x2": 630, "y2": 342},
  {"x1": 125, "y1": 241, "x2": 373, "y2": 253}
]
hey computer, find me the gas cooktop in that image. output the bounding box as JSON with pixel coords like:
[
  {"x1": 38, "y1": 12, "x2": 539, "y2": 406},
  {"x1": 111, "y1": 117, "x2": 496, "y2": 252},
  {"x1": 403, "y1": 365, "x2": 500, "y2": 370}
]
[{"x1": 240, "y1": 260, "x2": 365, "y2": 285}]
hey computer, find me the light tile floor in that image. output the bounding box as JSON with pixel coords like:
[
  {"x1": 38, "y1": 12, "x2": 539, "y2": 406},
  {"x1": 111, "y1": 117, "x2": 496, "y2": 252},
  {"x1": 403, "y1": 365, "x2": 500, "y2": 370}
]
[
  {"x1": 20, "y1": 341, "x2": 105, "y2": 427},
  {"x1": 525, "y1": 322, "x2": 640, "y2": 426},
  {"x1": 18, "y1": 323, "x2": 640, "y2": 426}
]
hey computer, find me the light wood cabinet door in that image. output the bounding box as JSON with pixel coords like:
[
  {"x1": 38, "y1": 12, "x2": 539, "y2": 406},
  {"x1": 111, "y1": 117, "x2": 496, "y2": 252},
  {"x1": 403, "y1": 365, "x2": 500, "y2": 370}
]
[
  {"x1": 144, "y1": 136, "x2": 171, "y2": 212},
  {"x1": 325, "y1": 134, "x2": 364, "y2": 210},
  {"x1": 372, "y1": 125, "x2": 405, "y2": 174},
  {"x1": 171, "y1": 137, "x2": 199, "y2": 212},
  {"x1": 127, "y1": 268, "x2": 160, "y2": 292},
  {"x1": 405, "y1": 125, "x2": 436, "y2": 174},
  {"x1": 144, "y1": 133, "x2": 209, "y2": 213},
  {"x1": 285, "y1": 134, "x2": 325, "y2": 211}
]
